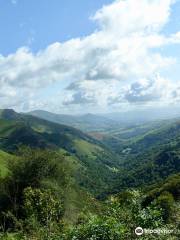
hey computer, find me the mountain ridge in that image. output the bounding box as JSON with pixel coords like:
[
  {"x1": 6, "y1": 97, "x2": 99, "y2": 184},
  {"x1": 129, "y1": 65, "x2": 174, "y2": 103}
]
[
  {"x1": 28, "y1": 109, "x2": 119, "y2": 131},
  {"x1": 0, "y1": 109, "x2": 120, "y2": 195}
]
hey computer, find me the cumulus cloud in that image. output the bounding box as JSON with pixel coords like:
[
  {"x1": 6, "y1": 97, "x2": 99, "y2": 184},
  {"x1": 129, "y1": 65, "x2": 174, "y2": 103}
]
[
  {"x1": 64, "y1": 80, "x2": 121, "y2": 106},
  {"x1": 1, "y1": 0, "x2": 180, "y2": 112},
  {"x1": 93, "y1": 0, "x2": 173, "y2": 34}
]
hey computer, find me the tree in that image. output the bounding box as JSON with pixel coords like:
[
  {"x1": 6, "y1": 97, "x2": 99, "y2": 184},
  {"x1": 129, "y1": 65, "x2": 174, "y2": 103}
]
[
  {"x1": 24, "y1": 187, "x2": 63, "y2": 238},
  {"x1": 0, "y1": 148, "x2": 64, "y2": 230}
]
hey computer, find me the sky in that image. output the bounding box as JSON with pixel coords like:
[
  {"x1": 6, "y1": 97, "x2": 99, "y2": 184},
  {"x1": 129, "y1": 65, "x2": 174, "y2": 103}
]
[{"x1": 0, "y1": 0, "x2": 180, "y2": 114}]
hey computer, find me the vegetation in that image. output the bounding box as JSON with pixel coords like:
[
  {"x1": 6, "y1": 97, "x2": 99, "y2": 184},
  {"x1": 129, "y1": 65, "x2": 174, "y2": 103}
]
[
  {"x1": 0, "y1": 109, "x2": 120, "y2": 195},
  {"x1": 0, "y1": 109, "x2": 179, "y2": 239},
  {"x1": 0, "y1": 159, "x2": 179, "y2": 239}
]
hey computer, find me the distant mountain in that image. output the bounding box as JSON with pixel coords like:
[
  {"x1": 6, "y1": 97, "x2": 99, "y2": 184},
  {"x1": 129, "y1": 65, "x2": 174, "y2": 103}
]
[
  {"x1": 0, "y1": 108, "x2": 21, "y2": 120},
  {"x1": 103, "y1": 107, "x2": 180, "y2": 125},
  {"x1": 0, "y1": 109, "x2": 119, "y2": 195},
  {"x1": 28, "y1": 110, "x2": 118, "y2": 131},
  {"x1": 100, "y1": 118, "x2": 180, "y2": 154},
  {"x1": 29, "y1": 107, "x2": 180, "y2": 131},
  {"x1": 127, "y1": 119, "x2": 180, "y2": 154}
]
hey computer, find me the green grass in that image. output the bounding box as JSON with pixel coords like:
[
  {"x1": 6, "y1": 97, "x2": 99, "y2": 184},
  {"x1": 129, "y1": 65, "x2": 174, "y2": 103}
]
[
  {"x1": 74, "y1": 139, "x2": 102, "y2": 157},
  {"x1": 0, "y1": 120, "x2": 18, "y2": 137},
  {"x1": 0, "y1": 150, "x2": 11, "y2": 178}
]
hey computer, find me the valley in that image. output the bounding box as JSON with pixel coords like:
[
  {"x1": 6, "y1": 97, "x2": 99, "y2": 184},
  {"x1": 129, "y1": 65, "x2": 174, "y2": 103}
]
[
  {"x1": 2, "y1": 0, "x2": 180, "y2": 238},
  {"x1": 0, "y1": 109, "x2": 179, "y2": 239}
]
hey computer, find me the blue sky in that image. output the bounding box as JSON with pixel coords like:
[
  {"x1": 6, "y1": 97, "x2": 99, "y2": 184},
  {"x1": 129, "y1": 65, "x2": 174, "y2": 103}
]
[
  {"x1": 0, "y1": 0, "x2": 180, "y2": 113},
  {"x1": 0, "y1": 0, "x2": 113, "y2": 55}
]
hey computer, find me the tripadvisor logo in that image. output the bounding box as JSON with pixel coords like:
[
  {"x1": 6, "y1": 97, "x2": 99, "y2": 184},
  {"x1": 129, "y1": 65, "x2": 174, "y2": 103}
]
[{"x1": 135, "y1": 227, "x2": 144, "y2": 236}]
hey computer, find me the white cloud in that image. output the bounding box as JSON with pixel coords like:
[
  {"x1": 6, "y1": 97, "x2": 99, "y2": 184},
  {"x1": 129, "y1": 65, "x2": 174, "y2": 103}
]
[
  {"x1": 1, "y1": 0, "x2": 180, "y2": 113},
  {"x1": 11, "y1": 0, "x2": 17, "y2": 5},
  {"x1": 169, "y1": 31, "x2": 180, "y2": 43},
  {"x1": 93, "y1": 0, "x2": 173, "y2": 34}
]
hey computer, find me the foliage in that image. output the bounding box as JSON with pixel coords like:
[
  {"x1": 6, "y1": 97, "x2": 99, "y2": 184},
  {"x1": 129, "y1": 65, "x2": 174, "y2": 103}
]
[
  {"x1": 24, "y1": 187, "x2": 63, "y2": 225},
  {"x1": 0, "y1": 148, "x2": 63, "y2": 230},
  {"x1": 61, "y1": 189, "x2": 179, "y2": 240},
  {"x1": 155, "y1": 192, "x2": 174, "y2": 223}
]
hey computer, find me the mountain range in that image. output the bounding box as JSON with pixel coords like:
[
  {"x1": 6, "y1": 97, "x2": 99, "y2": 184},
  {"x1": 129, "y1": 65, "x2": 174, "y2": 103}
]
[
  {"x1": 28, "y1": 107, "x2": 180, "y2": 131},
  {"x1": 28, "y1": 110, "x2": 118, "y2": 132},
  {"x1": 0, "y1": 108, "x2": 179, "y2": 197},
  {"x1": 0, "y1": 108, "x2": 179, "y2": 238}
]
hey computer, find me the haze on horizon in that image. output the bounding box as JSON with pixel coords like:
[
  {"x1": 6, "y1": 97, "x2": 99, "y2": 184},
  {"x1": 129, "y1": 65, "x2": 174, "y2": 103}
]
[{"x1": 1, "y1": 0, "x2": 180, "y2": 115}]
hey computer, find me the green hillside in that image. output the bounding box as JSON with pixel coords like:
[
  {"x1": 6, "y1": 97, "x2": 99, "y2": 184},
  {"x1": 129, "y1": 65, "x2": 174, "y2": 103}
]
[
  {"x1": 100, "y1": 119, "x2": 180, "y2": 196},
  {"x1": 128, "y1": 120, "x2": 180, "y2": 154},
  {"x1": 92, "y1": 119, "x2": 178, "y2": 154},
  {"x1": 0, "y1": 109, "x2": 119, "y2": 195},
  {"x1": 0, "y1": 150, "x2": 11, "y2": 178}
]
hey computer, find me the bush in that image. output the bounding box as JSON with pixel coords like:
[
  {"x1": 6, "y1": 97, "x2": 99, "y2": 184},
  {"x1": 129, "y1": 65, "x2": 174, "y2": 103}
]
[{"x1": 155, "y1": 192, "x2": 174, "y2": 222}]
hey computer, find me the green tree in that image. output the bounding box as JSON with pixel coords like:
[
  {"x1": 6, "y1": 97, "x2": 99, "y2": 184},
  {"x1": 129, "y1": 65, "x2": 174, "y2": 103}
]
[
  {"x1": 155, "y1": 192, "x2": 174, "y2": 223},
  {"x1": 24, "y1": 187, "x2": 63, "y2": 238},
  {"x1": 0, "y1": 148, "x2": 63, "y2": 230}
]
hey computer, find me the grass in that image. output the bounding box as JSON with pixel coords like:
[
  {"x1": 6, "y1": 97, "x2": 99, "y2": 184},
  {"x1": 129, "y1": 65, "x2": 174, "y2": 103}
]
[
  {"x1": 0, "y1": 150, "x2": 12, "y2": 178},
  {"x1": 74, "y1": 139, "x2": 102, "y2": 157},
  {"x1": 0, "y1": 120, "x2": 18, "y2": 137}
]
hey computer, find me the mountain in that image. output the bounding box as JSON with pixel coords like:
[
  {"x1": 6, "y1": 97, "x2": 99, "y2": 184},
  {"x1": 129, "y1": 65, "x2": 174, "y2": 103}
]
[
  {"x1": 102, "y1": 119, "x2": 180, "y2": 196},
  {"x1": 0, "y1": 109, "x2": 180, "y2": 239},
  {"x1": 32, "y1": 109, "x2": 180, "y2": 199},
  {"x1": 28, "y1": 110, "x2": 118, "y2": 131},
  {"x1": 0, "y1": 109, "x2": 119, "y2": 195},
  {"x1": 103, "y1": 106, "x2": 180, "y2": 125},
  {"x1": 124, "y1": 119, "x2": 180, "y2": 154},
  {"x1": 98, "y1": 118, "x2": 179, "y2": 154},
  {"x1": 29, "y1": 106, "x2": 180, "y2": 132},
  {"x1": 0, "y1": 108, "x2": 21, "y2": 120}
]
